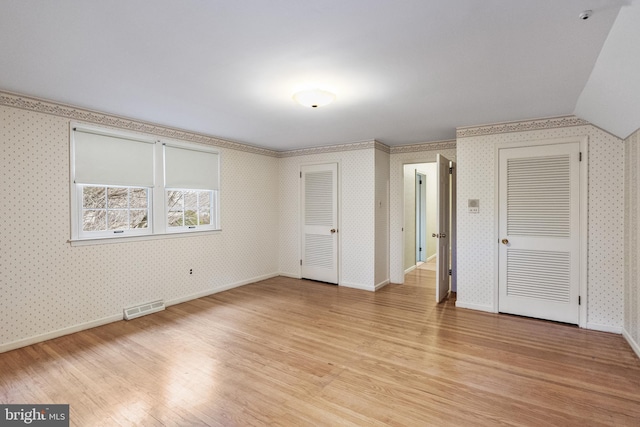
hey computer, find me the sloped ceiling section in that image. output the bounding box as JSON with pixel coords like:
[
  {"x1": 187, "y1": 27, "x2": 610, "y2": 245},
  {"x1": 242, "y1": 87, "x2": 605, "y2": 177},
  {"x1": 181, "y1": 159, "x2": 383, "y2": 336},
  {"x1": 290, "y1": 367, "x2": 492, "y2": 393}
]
[{"x1": 575, "y1": 1, "x2": 640, "y2": 139}]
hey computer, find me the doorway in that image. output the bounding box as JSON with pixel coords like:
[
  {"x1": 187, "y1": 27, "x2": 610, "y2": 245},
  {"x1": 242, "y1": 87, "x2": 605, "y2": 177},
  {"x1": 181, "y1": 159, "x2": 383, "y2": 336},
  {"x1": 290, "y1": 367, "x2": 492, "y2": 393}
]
[
  {"x1": 403, "y1": 164, "x2": 436, "y2": 272},
  {"x1": 403, "y1": 159, "x2": 456, "y2": 302}
]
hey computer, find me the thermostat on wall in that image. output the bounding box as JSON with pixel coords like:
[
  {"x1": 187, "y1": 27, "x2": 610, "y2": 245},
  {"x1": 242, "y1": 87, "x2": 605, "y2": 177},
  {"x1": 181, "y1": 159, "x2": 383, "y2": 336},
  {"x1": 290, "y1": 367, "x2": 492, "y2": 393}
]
[{"x1": 468, "y1": 199, "x2": 479, "y2": 213}]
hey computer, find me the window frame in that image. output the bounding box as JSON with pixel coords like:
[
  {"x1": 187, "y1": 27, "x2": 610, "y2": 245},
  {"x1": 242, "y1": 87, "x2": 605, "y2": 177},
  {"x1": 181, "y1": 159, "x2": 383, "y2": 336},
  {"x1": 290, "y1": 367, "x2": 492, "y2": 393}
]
[{"x1": 70, "y1": 123, "x2": 221, "y2": 243}]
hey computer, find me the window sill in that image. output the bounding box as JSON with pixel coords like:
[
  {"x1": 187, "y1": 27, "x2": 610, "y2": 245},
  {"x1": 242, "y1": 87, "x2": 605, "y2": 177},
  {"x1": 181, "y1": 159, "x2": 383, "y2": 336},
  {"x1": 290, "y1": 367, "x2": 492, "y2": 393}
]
[{"x1": 69, "y1": 229, "x2": 222, "y2": 247}]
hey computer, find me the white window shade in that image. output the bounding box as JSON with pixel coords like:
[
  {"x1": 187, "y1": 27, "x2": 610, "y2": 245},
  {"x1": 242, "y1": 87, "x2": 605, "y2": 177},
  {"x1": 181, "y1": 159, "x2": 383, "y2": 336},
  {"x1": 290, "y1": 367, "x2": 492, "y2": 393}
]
[
  {"x1": 164, "y1": 145, "x2": 219, "y2": 190},
  {"x1": 73, "y1": 129, "x2": 155, "y2": 187}
]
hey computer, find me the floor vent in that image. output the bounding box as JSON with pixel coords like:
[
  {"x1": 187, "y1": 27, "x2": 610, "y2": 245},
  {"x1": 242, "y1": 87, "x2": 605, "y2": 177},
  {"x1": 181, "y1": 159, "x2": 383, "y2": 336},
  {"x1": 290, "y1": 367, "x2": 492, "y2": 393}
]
[{"x1": 124, "y1": 300, "x2": 165, "y2": 320}]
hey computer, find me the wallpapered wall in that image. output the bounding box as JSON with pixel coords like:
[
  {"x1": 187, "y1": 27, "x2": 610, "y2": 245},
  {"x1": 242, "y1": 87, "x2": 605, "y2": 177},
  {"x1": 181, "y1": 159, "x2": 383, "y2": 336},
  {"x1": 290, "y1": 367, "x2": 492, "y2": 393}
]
[
  {"x1": 0, "y1": 103, "x2": 280, "y2": 351},
  {"x1": 624, "y1": 129, "x2": 640, "y2": 356},
  {"x1": 374, "y1": 148, "x2": 390, "y2": 289},
  {"x1": 278, "y1": 146, "x2": 377, "y2": 290},
  {"x1": 456, "y1": 121, "x2": 625, "y2": 331}
]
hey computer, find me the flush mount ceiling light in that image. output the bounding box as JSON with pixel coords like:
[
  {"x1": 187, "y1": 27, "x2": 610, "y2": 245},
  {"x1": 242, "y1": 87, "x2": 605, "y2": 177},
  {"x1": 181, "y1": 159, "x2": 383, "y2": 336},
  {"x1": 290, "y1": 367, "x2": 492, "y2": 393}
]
[{"x1": 292, "y1": 89, "x2": 336, "y2": 108}]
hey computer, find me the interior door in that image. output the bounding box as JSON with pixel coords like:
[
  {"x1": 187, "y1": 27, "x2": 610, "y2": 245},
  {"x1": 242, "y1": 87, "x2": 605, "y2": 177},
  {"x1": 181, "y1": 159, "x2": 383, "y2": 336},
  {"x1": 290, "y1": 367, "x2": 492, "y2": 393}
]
[
  {"x1": 498, "y1": 142, "x2": 580, "y2": 324},
  {"x1": 435, "y1": 154, "x2": 450, "y2": 303},
  {"x1": 301, "y1": 163, "x2": 338, "y2": 284}
]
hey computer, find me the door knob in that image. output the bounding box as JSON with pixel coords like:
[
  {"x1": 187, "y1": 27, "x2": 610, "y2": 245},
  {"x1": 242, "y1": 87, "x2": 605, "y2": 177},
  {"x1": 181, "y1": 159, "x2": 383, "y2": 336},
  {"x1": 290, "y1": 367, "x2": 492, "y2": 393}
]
[
  {"x1": 330, "y1": 229, "x2": 337, "y2": 233},
  {"x1": 501, "y1": 238, "x2": 509, "y2": 245}
]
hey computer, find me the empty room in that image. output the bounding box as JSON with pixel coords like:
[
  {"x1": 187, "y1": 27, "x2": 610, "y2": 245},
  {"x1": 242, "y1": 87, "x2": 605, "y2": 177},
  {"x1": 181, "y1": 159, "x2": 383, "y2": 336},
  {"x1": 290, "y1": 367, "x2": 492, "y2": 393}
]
[{"x1": 1, "y1": 1, "x2": 639, "y2": 425}]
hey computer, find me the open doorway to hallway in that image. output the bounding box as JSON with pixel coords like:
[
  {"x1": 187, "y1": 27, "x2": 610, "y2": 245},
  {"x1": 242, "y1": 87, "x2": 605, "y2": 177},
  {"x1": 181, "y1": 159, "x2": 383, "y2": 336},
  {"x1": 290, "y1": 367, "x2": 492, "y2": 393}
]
[
  {"x1": 403, "y1": 159, "x2": 456, "y2": 302},
  {"x1": 403, "y1": 163, "x2": 438, "y2": 273}
]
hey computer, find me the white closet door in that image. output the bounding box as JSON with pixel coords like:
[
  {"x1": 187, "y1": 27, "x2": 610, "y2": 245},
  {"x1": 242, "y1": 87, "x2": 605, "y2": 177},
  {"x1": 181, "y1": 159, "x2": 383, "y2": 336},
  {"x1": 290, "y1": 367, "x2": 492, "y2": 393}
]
[
  {"x1": 498, "y1": 142, "x2": 580, "y2": 324},
  {"x1": 301, "y1": 163, "x2": 338, "y2": 284}
]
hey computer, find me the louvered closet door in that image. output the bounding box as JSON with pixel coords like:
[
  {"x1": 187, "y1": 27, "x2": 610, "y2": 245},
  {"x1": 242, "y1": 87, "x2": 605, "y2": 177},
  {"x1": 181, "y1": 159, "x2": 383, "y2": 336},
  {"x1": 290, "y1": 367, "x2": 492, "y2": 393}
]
[
  {"x1": 498, "y1": 142, "x2": 580, "y2": 324},
  {"x1": 301, "y1": 163, "x2": 338, "y2": 284}
]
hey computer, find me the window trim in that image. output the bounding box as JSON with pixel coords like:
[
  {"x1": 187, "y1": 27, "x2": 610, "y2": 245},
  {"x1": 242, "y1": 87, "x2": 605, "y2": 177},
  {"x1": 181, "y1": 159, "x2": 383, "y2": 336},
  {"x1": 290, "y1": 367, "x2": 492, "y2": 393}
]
[{"x1": 70, "y1": 123, "x2": 221, "y2": 244}]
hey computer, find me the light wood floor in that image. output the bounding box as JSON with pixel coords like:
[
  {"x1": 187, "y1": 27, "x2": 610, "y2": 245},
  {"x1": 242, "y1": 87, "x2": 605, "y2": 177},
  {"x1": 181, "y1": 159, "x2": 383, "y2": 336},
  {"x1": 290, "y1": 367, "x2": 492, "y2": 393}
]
[
  {"x1": 417, "y1": 257, "x2": 437, "y2": 271},
  {"x1": 1, "y1": 270, "x2": 639, "y2": 426}
]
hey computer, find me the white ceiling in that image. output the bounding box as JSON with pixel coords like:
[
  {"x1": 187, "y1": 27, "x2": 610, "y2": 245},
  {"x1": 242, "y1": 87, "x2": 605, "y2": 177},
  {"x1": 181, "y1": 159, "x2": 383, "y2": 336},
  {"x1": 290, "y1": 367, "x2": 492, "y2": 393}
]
[{"x1": 0, "y1": 0, "x2": 623, "y2": 151}]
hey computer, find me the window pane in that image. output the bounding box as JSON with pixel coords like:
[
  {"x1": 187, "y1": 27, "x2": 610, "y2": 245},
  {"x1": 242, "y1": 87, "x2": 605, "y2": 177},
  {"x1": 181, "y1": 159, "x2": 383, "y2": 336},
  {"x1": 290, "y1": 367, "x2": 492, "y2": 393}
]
[
  {"x1": 83, "y1": 210, "x2": 106, "y2": 231},
  {"x1": 167, "y1": 190, "x2": 183, "y2": 211},
  {"x1": 83, "y1": 187, "x2": 106, "y2": 209},
  {"x1": 130, "y1": 210, "x2": 148, "y2": 229},
  {"x1": 168, "y1": 211, "x2": 183, "y2": 227},
  {"x1": 184, "y1": 209, "x2": 198, "y2": 226},
  {"x1": 199, "y1": 210, "x2": 210, "y2": 225},
  {"x1": 166, "y1": 189, "x2": 216, "y2": 230},
  {"x1": 184, "y1": 191, "x2": 197, "y2": 209},
  {"x1": 108, "y1": 187, "x2": 129, "y2": 208},
  {"x1": 199, "y1": 191, "x2": 211, "y2": 209},
  {"x1": 108, "y1": 210, "x2": 129, "y2": 230},
  {"x1": 130, "y1": 188, "x2": 148, "y2": 209}
]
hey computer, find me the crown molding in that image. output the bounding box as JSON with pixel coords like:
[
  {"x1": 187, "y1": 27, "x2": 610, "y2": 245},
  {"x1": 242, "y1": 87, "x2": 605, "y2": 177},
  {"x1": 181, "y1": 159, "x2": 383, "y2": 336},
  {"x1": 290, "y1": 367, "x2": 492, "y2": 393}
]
[
  {"x1": 0, "y1": 91, "x2": 280, "y2": 157},
  {"x1": 374, "y1": 140, "x2": 391, "y2": 153},
  {"x1": 456, "y1": 115, "x2": 589, "y2": 138},
  {"x1": 389, "y1": 140, "x2": 456, "y2": 154},
  {"x1": 278, "y1": 140, "x2": 380, "y2": 158}
]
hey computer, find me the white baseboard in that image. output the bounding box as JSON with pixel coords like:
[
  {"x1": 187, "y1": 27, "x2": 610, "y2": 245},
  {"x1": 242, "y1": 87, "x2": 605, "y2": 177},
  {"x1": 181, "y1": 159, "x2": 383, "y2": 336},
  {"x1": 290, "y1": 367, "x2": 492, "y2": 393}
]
[
  {"x1": 0, "y1": 313, "x2": 123, "y2": 354},
  {"x1": 623, "y1": 328, "x2": 640, "y2": 360},
  {"x1": 0, "y1": 272, "x2": 280, "y2": 354},
  {"x1": 455, "y1": 301, "x2": 495, "y2": 313},
  {"x1": 278, "y1": 272, "x2": 301, "y2": 279},
  {"x1": 426, "y1": 253, "x2": 437, "y2": 262},
  {"x1": 404, "y1": 265, "x2": 416, "y2": 274},
  {"x1": 375, "y1": 280, "x2": 390, "y2": 291},
  {"x1": 586, "y1": 322, "x2": 622, "y2": 334},
  {"x1": 340, "y1": 281, "x2": 375, "y2": 292},
  {"x1": 166, "y1": 272, "x2": 280, "y2": 306}
]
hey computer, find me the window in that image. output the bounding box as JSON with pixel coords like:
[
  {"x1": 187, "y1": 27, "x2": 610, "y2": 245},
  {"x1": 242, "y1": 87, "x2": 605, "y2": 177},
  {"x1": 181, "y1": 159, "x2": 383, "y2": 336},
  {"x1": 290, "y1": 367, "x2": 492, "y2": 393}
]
[
  {"x1": 163, "y1": 143, "x2": 219, "y2": 233},
  {"x1": 167, "y1": 190, "x2": 213, "y2": 228},
  {"x1": 71, "y1": 124, "x2": 220, "y2": 241},
  {"x1": 82, "y1": 186, "x2": 150, "y2": 234}
]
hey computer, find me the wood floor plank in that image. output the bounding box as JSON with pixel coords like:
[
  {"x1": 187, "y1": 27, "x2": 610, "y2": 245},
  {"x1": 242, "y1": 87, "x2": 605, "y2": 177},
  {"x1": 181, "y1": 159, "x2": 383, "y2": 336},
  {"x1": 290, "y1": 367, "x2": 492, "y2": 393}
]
[{"x1": 1, "y1": 272, "x2": 639, "y2": 426}]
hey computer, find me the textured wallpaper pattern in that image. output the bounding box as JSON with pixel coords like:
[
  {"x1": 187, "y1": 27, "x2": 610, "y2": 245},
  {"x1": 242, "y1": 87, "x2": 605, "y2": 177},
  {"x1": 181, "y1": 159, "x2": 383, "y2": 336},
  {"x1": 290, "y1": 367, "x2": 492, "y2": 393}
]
[
  {"x1": 624, "y1": 130, "x2": 639, "y2": 352},
  {"x1": 278, "y1": 148, "x2": 376, "y2": 289},
  {"x1": 389, "y1": 146, "x2": 457, "y2": 283},
  {"x1": 456, "y1": 124, "x2": 625, "y2": 329},
  {"x1": 374, "y1": 149, "x2": 390, "y2": 287},
  {"x1": 0, "y1": 105, "x2": 279, "y2": 348}
]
